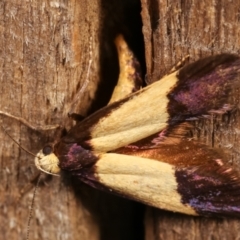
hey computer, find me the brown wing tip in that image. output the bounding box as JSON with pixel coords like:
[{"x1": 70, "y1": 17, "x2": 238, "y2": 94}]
[{"x1": 175, "y1": 161, "x2": 240, "y2": 217}]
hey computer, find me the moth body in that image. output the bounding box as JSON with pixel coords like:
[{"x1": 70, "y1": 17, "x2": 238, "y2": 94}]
[{"x1": 36, "y1": 54, "x2": 240, "y2": 217}]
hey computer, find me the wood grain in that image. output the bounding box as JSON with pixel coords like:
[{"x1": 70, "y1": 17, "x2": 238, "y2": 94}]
[
  {"x1": 141, "y1": 0, "x2": 240, "y2": 239},
  {"x1": 0, "y1": 0, "x2": 101, "y2": 239}
]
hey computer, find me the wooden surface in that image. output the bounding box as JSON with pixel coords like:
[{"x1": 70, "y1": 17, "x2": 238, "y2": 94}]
[
  {"x1": 0, "y1": 0, "x2": 144, "y2": 240},
  {"x1": 0, "y1": 0, "x2": 101, "y2": 239},
  {"x1": 141, "y1": 1, "x2": 240, "y2": 240},
  {"x1": 1, "y1": 0, "x2": 240, "y2": 240}
]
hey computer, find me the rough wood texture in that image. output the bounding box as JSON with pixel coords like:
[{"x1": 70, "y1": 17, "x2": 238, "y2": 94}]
[
  {"x1": 141, "y1": 1, "x2": 240, "y2": 239},
  {"x1": 0, "y1": 0, "x2": 144, "y2": 240},
  {"x1": 0, "y1": 0, "x2": 101, "y2": 239}
]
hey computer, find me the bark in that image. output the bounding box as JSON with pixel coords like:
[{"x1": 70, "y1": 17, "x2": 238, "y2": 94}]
[
  {"x1": 1, "y1": 0, "x2": 240, "y2": 240},
  {"x1": 0, "y1": 0, "x2": 144, "y2": 240},
  {"x1": 141, "y1": 1, "x2": 240, "y2": 240},
  {"x1": 0, "y1": 0, "x2": 101, "y2": 239}
]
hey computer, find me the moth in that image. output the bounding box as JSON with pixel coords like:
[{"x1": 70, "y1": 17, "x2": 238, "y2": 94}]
[{"x1": 32, "y1": 52, "x2": 240, "y2": 218}]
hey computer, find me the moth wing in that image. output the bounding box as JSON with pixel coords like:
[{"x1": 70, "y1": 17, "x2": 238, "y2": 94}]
[
  {"x1": 62, "y1": 54, "x2": 240, "y2": 153},
  {"x1": 54, "y1": 54, "x2": 240, "y2": 216},
  {"x1": 63, "y1": 71, "x2": 179, "y2": 152},
  {"x1": 67, "y1": 114, "x2": 240, "y2": 217},
  {"x1": 78, "y1": 136, "x2": 240, "y2": 217}
]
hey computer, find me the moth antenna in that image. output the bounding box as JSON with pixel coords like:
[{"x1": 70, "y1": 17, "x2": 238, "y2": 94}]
[
  {"x1": 26, "y1": 173, "x2": 42, "y2": 240},
  {"x1": 0, "y1": 110, "x2": 59, "y2": 131},
  {"x1": 1, "y1": 125, "x2": 37, "y2": 158}
]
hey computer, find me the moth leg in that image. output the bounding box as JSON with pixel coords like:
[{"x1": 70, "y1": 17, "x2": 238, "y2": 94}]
[
  {"x1": 15, "y1": 172, "x2": 41, "y2": 203},
  {"x1": 108, "y1": 34, "x2": 142, "y2": 104},
  {"x1": 68, "y1": 112, "x2": 85, "y2": 122},
  {"x1": 167, "y1": 55, "x2": 190, "y2": 74},
  {"x1": 15, "y1": 173, "x2": 52, "y2": 204},
  {"x1": 0, "y1": 110, "x2": 60, "y2": 131}
]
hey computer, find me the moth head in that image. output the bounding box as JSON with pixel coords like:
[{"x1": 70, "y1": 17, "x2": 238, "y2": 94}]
[{"x1": 35, "y1": 145, "x2": 61, "y2": 176}]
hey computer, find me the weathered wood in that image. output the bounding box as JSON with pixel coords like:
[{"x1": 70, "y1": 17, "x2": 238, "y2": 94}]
[
  {"x1": 0, "y1": 0, "x2": 101, "y2": 239},
  {"x1": 141, "y1": 1, "x2": 240, "y2": 239},
  {"x1": 0, "y1": 0, "x2": 145, "y2": 240}
]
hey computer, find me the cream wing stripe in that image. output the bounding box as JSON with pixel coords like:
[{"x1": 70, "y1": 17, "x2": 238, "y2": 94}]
[
  {"x1": 91, "y1": 72, "x2": 179, "y2": 152},
  {"x1": 91, "y1": 123, "x2": 167, "y2": 152},
  {"x1": 95, "y1": 153, "x2": 197, "y2": 215}
]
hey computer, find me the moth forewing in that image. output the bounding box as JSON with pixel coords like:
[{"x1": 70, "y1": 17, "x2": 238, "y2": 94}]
[
  {"x1": 91, "y1": 71, "x2": 178, "y2": 137},
  {"x1": 93, "y1": 153, "x2": 198, "y2": 215},
  {"x1": 65, "y1": 70, "x2": 179, "y2": 153}
]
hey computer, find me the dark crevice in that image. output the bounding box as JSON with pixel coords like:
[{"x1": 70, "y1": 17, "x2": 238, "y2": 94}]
[
  {"x1": 77, "y1": 1, "x2": 146, "y2": 240},
  {"x1": 148, "y1": 0, "x2": 160, "y2": 32},
  {"x1": 88, "y1": 0, "x2": 146, "y2": 115}
]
